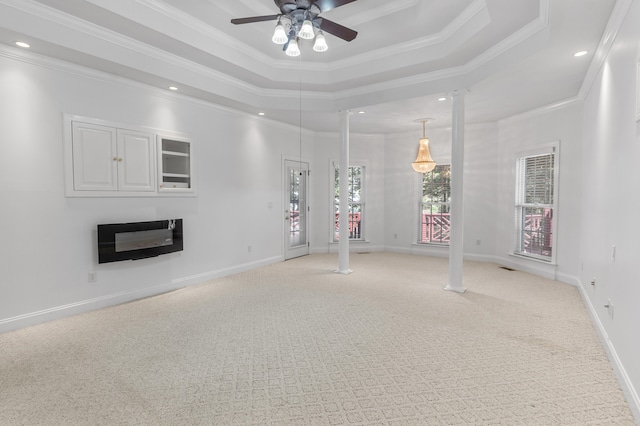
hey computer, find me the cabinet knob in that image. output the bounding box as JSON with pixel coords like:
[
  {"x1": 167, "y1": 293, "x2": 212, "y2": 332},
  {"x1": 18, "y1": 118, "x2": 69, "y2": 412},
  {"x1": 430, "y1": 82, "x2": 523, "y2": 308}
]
[
  {"x1": 118, "y1": 158, "x2": 123, "y2": 162},
  {"x1": 113, "y1": 157, "x2": 118, "y2": 161}
]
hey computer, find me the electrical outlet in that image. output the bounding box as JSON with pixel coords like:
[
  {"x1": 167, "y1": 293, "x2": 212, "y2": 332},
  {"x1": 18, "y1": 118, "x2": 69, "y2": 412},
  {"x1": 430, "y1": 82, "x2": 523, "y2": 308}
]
[
  {"x1": 590, "y1": 277, "x2": 596, "y2": 286},
  {"x1": 394, "y1": 233, "x2": 397, "y2": 239},
  {"x1": 248, "y1": 245, "x2": 252, "y2": 253},
  {"x1": 476, "y1": 239, "x2": 481, "y2": 246},
  {"x1": 88, "y1": 271, "x2": 97, "y2": 282},
  {"x1": 605, "y1": 299, "x2": 614, "y2": 318}
]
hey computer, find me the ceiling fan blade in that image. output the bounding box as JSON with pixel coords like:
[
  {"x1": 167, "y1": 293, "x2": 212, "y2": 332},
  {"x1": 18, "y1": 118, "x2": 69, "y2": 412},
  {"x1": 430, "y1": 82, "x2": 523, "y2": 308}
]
[
  {"x1": 319, "y1": 18, "x2": 357, "y2": 42},
  {"x1": 314, "y1": 0, "x2": 357, "y2": 13},
  {"x1": 231, "y1": 14, "x2": 280, "y2": 25}
]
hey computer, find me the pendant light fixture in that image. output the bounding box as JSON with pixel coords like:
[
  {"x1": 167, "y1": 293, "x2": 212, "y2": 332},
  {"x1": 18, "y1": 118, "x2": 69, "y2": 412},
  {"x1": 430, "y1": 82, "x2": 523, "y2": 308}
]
[{"x1": 412, "y1": 119, "x2": 436, "y2": 173}]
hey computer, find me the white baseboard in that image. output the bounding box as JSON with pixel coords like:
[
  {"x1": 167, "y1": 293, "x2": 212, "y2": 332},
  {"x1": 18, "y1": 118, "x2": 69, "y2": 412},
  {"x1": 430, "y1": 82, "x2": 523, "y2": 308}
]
[
  {"x1": 576, "y1": 280, "x2": 640, "y2": 423},
  {"x1": 0, "y1": 255, "x2": 282, "y2": 334}
]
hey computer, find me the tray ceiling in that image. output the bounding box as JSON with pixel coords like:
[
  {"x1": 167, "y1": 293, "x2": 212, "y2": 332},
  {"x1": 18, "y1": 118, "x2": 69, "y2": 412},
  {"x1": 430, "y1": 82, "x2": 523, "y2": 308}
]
[{"x1": 0, "y1": 0, "x2": 618, "y2": 133}]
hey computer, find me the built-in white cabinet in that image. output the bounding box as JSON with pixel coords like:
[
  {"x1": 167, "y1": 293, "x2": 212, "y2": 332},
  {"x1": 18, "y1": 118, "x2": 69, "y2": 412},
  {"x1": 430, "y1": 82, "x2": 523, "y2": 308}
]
[
  {"x1": 158, "y1": 136, "x2": 194, "y2": 192},
  {"x1": 71, "y1": 122, "x2": 155, "y2": 192},
  {"x1": 64, "y1": 115, "x2": 195, "y2": 197}
]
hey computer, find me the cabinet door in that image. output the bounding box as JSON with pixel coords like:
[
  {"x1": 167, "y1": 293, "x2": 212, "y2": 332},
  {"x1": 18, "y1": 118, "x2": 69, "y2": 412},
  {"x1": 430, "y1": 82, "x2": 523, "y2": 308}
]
[
  {"x1": 158, "y1": 136, "x2": 194, "y2": 193},
  {"x1": 117, "y1": 129, "x2": 155, "y2": 192},
  {"x1": 72, "y1": 122, "x2": 118, "y2": 191}
]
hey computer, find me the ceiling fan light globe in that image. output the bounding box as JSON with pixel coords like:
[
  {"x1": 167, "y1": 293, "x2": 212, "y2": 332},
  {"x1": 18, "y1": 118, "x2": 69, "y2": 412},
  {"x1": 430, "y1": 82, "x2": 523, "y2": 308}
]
[
  {"x1": 313, "y1": 32, "x2": 328, "y2": 52},
  {"x1": 272, "y1": 22, "x2": 288, "y2": 44},
  {"x1": 285, "y1": 38, "x2": 301, "y2": 56},
  {"x1": 298, "y1": 19, "x2": 315, "y2": 39}
]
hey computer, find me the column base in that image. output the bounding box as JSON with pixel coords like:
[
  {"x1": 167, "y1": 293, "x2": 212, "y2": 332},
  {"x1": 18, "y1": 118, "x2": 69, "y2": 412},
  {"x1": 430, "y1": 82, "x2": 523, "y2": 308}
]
[
  {"x1": 334, "y1": 269, "x2": 353, "y2": 275},
  {"x1": 444, "y1": 284, "x2": 466, "y2": 293}
]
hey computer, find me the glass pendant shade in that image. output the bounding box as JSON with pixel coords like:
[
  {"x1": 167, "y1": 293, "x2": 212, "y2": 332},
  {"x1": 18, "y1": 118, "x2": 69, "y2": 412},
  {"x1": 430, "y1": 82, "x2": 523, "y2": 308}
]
[
  {"x1": 298, "y1": 19, "x2": 315, "y2": 39},
  {"x1": 313, "y1": 31, "x2": 328, "y2": 52},
  {"x1": 285, "y1": 38, "x2": 301, "y2": 56},
  {"x1": 272, "y1": 21, "x2": 288, "y2": 44},
  {"x1": 412, "y1": 137, "x2": 436, "y2": 173}
]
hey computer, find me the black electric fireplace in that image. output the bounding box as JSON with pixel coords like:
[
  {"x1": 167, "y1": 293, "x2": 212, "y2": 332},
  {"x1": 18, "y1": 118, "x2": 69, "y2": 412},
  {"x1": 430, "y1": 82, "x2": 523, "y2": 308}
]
[{"x1": 97, "y1": 219, "x2": 183, "y2": 264}]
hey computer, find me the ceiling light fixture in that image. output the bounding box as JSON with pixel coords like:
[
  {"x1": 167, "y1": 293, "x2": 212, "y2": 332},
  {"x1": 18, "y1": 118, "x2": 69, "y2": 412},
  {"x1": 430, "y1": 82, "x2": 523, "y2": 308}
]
[
  {"x1": 438, "y1": 97, "x2": 447, "y2": 101},
  {"x1": 285, "y1": 38, "x2": 301, "y2": 57},
  {"x1": 272, "y1": 18, "x2": 288, "y2": 44},
  {"x1": 258, "y1": 112, "x2": 265, "y2": 116},
  {"x1": 298, "y1": 15, "x2": 315, "y2": 40},
  {"x1": 232, "y1": 2, "x2": 358, "y2": 57},
  {"x1": 412, "y1": 119, "x2": 436, "y2": 173},
  {"x1": 574, "y1": 50, "x2": 588, "y2": 57},
  {"x1": 15, "y1": 41, "x2": 30, "y2": 48},
  {"x1": 168, "y1": 86, "x2": 178, "y2": 91},
  {"x1": 273, "y1": 14, "x2": 329, "y2": 55},
  {"x1": 312, "y1": 31, "x2": 328, "y2": 52}
]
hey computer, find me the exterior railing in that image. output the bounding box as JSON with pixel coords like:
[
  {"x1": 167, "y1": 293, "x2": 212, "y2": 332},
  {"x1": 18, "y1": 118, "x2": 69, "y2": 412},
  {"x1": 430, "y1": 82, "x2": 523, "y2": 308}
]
[
  {"x1": 334, "y1": 212, "x2": 361, "y2": 240},
  {"x1": 420, "y1": 213, "x2": 450, "y2": 243},
  {"x1": 521, "y1": 210, "x2": 553, "y2": 256}
]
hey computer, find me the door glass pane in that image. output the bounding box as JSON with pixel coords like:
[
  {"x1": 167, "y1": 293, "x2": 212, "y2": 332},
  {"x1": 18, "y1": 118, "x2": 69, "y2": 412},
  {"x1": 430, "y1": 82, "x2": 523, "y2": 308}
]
[{"x1": 289, "y1": 167, "x2": 306, "y2": 248}]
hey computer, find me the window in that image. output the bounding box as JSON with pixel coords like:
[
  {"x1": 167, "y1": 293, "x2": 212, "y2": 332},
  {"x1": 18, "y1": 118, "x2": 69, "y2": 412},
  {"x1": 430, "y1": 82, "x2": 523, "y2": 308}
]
[
  {"x1": 333, "y1": 165, "x2": 364, "y2": 241},
  {"x1": 514, "y1": 147, "x2": 557, "y2": 261},
  {"x1": 419, "y1": 165, "x2": 451, "y2": 244}
]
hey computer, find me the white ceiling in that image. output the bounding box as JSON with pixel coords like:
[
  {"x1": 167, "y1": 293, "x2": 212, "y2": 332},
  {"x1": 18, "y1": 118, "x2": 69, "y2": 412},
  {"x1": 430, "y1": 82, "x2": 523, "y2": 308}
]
[{"x1": 0, "y1": 0, "x2": 617, "y2": 134}]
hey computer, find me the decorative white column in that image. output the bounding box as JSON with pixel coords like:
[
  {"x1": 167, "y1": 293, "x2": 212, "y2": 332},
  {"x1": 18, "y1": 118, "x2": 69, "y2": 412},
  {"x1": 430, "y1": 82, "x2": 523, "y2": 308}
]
[
  {"x1": 445, "y1": 90, "x2": 467, "y2": 293},
  {"x1": 336, "y1": 109, "x2": 352, "y2": 274}
]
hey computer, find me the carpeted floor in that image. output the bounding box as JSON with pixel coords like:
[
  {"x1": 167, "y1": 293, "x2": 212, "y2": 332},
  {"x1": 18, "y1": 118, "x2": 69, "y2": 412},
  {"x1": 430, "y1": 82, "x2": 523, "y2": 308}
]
[{"x1": 0, "y1": 253, "x2": 636, "y2": 425}]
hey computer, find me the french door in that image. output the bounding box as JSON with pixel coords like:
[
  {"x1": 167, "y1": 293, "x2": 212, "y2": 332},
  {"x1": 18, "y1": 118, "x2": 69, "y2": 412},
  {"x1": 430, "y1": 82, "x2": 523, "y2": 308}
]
[{"x1": 284, "y1": 160, "x2": 309, "y2": 260}]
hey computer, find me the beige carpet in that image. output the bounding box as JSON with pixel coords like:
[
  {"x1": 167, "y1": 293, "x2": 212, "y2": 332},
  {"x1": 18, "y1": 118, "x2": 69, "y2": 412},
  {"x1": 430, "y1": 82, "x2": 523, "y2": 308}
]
[{"x1": 0, "y1": 252, "x2": 636, "y2": 425}]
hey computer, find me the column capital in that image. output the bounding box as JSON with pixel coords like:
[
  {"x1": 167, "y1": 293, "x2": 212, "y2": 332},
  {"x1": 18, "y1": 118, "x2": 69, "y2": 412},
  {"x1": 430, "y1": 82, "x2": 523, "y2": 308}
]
[
  {"x1": 449, "y1": 89, "x2": 470, "y2": 98},
  {"x1": 338, "y1": 109, "x2": 353, "y2": 116}
]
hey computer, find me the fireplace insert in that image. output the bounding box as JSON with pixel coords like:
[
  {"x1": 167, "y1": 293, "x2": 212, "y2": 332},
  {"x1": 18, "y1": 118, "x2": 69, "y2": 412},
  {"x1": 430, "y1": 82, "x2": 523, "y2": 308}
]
[{"x1": 97, "y1": 219, "x2": 183, "y2": 264}]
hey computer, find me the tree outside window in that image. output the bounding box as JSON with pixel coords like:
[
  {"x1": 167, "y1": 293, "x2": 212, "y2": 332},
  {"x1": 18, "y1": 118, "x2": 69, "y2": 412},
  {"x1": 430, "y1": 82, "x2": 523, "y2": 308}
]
[
  {"x1": 333, "y1": 165, "x2": 364, "y2": 241},
  {"x1": 419, "y1": 165, "x2": 451, "y2": 244}
]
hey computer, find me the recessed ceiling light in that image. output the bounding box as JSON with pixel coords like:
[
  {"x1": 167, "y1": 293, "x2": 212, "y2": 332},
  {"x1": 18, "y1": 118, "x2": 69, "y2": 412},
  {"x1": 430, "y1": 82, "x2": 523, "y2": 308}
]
[
  {"x1": 168, "y1": 86, "x2": 178, "y2": 91},
  {"x1": 258, "y1": 112, "x2": 265, "y2": 116},
  {"x1": 15, "y1": 41, "x2": 30, "y2": 48},
  {"x1": 574, "y1": 50, "x2": 588, "y2": 57},
  {"x1": 358, "y1": 111, "x2": 366, "y2": 114},
  {"x1": 438, "y1": 97, "x2": 447, "y2": 101}
]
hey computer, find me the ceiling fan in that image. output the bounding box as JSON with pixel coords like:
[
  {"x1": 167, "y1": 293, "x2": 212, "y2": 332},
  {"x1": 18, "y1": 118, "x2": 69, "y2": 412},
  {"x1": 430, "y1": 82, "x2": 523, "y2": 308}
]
[{"x1": 231, "y1": 0, "x2": 358, "y2": 55}]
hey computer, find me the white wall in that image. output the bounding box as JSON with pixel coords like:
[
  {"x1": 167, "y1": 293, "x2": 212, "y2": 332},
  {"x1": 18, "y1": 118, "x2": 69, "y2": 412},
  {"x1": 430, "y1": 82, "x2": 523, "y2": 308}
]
[
  {"x1": 310, "y1": 132, "x2": 386, "y2": 253},
  {"x1": 495, "y1": 104, "x2": 583, "y2": 282},
  {"x1": 0, "y1": 50, "x2": 311, "y2": 331},
  {"x1": 578, "y1": 0, "x2": 640, "y2": 412},
  {"x1": 382, "y1": 122, "x2": 499, "y2": 260}
]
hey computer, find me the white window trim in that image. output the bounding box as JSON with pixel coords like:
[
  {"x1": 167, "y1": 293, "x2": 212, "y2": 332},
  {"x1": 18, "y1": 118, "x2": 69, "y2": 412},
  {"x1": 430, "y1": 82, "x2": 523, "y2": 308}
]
[
  {"x1": 512, "y1": 141, "x2": 560, "y2": 264},
  {"x1": 329, "y1": 159, "x2": 368, "y2": 243}
]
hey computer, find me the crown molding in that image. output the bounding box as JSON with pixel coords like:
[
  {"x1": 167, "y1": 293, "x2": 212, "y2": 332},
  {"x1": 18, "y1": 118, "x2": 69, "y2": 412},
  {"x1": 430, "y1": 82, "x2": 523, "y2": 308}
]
[
  {"x1": 0, "y1": 43, "x2": 318, "y2": 135},
  {"x1": 338, "y1": 0, "x2": 419, "y2": 27},
  {"x1": 578, "y1": 0, "x2": 633, "y2": 100},
  {"x1": 498, "y1": 96, "x2": 581, "y2": 125},
  {"x1": 464, "y1": 0, "x2": 549, "y2": 72},
  {"x1": 325, "y1": 0, "x2": 489, "y2": 72},
  {"x1": 0, "y1": 0, "x2": 556, "y2": 117},
  {"x1": 500, "y1": 0, "x2": 634, "y2": 125}
]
